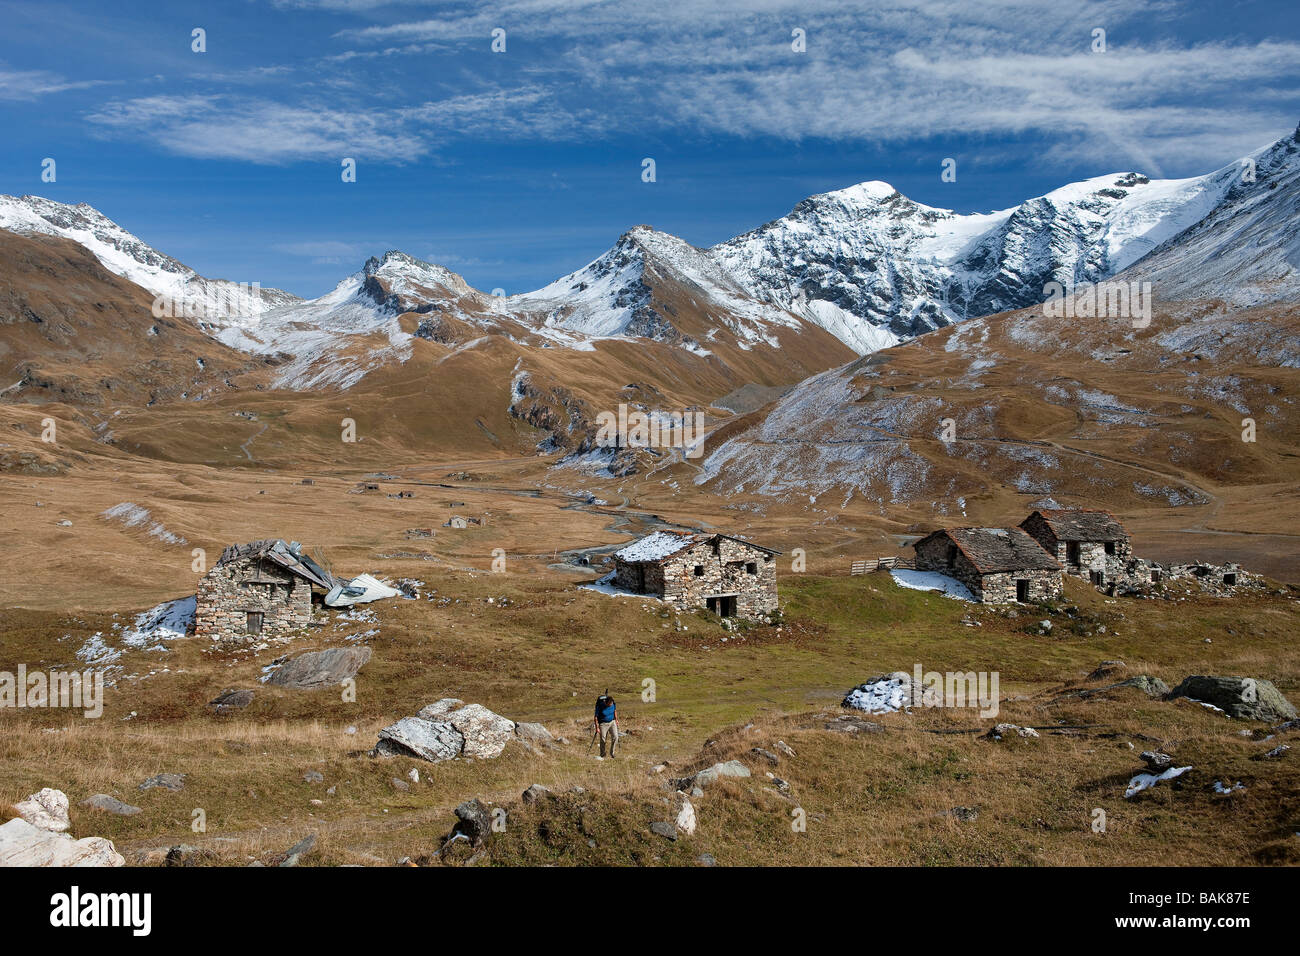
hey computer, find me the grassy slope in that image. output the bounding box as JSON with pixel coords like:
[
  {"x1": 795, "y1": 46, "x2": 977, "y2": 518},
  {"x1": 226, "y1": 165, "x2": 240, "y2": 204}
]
[{"x1": 2, "y1": 567, "x2": 1296, "y2": 867}]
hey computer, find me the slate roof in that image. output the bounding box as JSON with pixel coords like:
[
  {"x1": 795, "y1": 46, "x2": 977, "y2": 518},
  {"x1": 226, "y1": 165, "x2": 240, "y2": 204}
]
[
  {"x1": 614, "y1": 531, "x2": 781, "y2": 564},
  {"x1": 215, "y1": 539, "x2": 335, "y2": 588},
  {"x1": 1025, "y1": 509, "x2": 1129, "y2": 542},
  {"x1": 915, "y1": 527, "x2": 1061, "y2": 574}
]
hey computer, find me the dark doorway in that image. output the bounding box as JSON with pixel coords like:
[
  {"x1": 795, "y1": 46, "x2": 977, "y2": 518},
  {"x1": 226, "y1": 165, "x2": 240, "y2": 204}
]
[
  {"x1": 246, "y1": 611, "x2": 264, "y2": 635},
  {"x1": 1015, "y1": 579, "x2": 1030, "y2": 603},
  {"x1": 1223, "y1": 573, "x2": 1237, "y2": 585},
  {"x1": 1066, "y1": 542, "x2": 1081, "y2": 566},
  {"x1": 1090, "y1": 570, "x2": 1104, "y2": 585},
  {"x1": 706, "y1": 595, "x2": 737, "y2": 617}
]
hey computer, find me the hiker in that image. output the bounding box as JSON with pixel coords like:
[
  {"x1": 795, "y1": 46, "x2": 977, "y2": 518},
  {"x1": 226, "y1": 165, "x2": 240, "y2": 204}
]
[{"x1": 593, "y1": 691, "x2": 618, "y2": 758}]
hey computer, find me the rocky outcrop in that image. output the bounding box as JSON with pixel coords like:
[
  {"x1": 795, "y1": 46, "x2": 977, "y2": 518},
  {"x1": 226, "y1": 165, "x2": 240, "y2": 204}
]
[
  {"x1": 1168, "y1": 676, "x2": 1297, "y2": 722},
  {"x1": 0, "y1": 817, "x2": 124, "y2": 866}
]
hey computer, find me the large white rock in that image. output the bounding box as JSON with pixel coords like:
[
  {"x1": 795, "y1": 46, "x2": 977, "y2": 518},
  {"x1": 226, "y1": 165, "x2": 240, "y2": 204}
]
[
  {"x1": 0, "y1": 818, "x2": 124, "y2": 867},
  {"x1": 442, "y1": 703, "x2": 517, "y2": 759},
  {"x1": 416, "y1": 700, "x2": 516, "y2": 759},
  {"x1": 14, "y1": 788, "x2": 70, "y2": 832},
  {"x1": 375, "y1": 717, "x2": 464, "y2": 763}
]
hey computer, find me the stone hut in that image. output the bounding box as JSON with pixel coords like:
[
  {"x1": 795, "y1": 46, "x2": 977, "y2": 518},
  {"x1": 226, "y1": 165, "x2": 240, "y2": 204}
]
[
  {"x1": 912, "y1": 527, "x2": 1063, "y2": 604},
  {"x1": 1019, "y1": 509, "x2": 1132, "y2": 585},
  {"x1": 195, "y1": 539, "x2": 334, "y2": 645},
  {"x1": 610, "y1": 531, "x2": 779, "y2": 620}
]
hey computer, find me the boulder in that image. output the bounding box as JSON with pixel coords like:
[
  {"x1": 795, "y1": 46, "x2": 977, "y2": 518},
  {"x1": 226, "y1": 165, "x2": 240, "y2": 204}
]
[
  {"x1": 440, "y1": 703, "x2": 516, "y2": 760},
  {"x1": 375, "y1": 717, "x2": 464, "y2": 763},
  {"x1": 0, "y1": 818, "x2": 123, "y2": 866},
  {"x1": 1168, "y1": 676, "x2": 1298, "y2": 722},
  {"x1": 266, "y1": 646, "x2": 372, "y2": 690},
  {"x1": 13, "y1": 788, "x2": 70, "y2": 832},
  {"x1": 80, "y1": 794, "x2": 141, "y2": 816},
  {"x1": 139, "y1": 773, "x2": 186, "y2": 792}
]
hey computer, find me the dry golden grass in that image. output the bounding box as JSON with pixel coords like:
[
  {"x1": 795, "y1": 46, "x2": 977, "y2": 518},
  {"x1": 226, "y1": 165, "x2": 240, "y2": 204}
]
[{"x1": 1, "y1": 561, "x2": 1297, "y2": 866}]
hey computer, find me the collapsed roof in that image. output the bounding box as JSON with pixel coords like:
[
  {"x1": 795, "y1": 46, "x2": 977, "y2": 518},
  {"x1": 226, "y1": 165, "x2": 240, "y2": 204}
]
[{"x1": 215, "y1": 539, "x2": 336, "y2": 589}]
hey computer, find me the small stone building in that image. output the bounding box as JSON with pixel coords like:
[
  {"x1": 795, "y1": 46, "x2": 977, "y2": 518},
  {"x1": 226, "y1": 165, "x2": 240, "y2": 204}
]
[
  {"x1": 611, "y1": 531, "x2": 779, "y2": 620},
  {"x1": 913, "y1": 527, "x2": 1063, "y2": 604},
  {"x1": 195, "y1": 539, "x2": 334, "y2": 644},
  {"x1": 1019, "y1": 509, "x2": 1132, "y2": 586}
]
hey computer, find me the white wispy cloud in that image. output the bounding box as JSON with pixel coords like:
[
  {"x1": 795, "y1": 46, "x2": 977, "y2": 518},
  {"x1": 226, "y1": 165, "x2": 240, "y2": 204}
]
[{"x1": 77, "y1": 0, "x2": 1300, "y2": 173}]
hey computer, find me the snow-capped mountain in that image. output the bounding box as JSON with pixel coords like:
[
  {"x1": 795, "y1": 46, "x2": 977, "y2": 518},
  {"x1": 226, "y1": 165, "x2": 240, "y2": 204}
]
[
  {"x1": 1125, "y1": 126, "x2": 1300, "y2": 304},
  {"x1": 2, "y1": 125, "x2": 1295, "y2": 391},
  {"x1": 508, "y1": 224, "x2": 847, "y2": 352},
  {"x1": 0, "y1": 193, "x2": 299, "y2": 320},
  {"x1": 710, "y1": 161, "x2": 1258, "y2": 345},
  {"x1": 215, "y1": 249, "x2": 506, "y2": 390}
]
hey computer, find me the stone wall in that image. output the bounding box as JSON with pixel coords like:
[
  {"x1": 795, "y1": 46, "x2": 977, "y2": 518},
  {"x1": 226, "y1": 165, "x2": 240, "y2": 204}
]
[
  {"x1": 1019, "y1": 513, "x2": 1132, "y2": 585},
  {"x1": 195, "y1": 557, "x2": 314, "y2": 645},
  {"x1": 614, "y1": 537, "x2": 777, "y2": 620},
  {"x1": 975, "y1": 568, "x2": 1063, "y2": 604}
]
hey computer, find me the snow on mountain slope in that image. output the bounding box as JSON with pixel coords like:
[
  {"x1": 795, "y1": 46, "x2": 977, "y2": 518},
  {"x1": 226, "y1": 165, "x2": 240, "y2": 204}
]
[
  {"x1": 709, "y1": 162, "x2": 1247, "y2": 349},
  {"x1": 0, "y1": 194, "x2": 299, "y2": 320},
  {"x1": 1124, "y1": 125, "x2": 1300, "y2": 305},
  {"x1": 508, "y1": 225, "x2": 830, "y2": 351},
  {"x1": 221, "y1": 250, "x2": 502, "y2": 390}
]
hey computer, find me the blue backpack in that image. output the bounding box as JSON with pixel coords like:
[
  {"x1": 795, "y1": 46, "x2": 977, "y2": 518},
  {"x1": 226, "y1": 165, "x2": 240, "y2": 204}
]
[{"x1": 596, "y1": 696, "x2": 616, "y2": 723}]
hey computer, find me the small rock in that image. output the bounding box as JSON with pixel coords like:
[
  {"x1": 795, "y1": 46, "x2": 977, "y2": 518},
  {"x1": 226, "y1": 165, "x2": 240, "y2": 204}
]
[
  {"x1": 139, "y1": 773, "x2": 186, "y2": 792},
  {"x1": 208, "y1": 689, "x2": 254, "y2": 712},
  {"x1": 453, "y1": 799, "x2": 492, "y2": 846},
  {"x1": 302, "y1": 770, "x2": 324, "y2": 784},
  {"x1": 80, "y1": 794, "x2": 141, "y2": 816},
  {"x1": 982, "y1": 723, "x2": 1039, "y2": 741},
  {"x1": 751, "y1": 747, "x2": 780, "y2": 766},
  {"x1": 1140, "y1": 750, "x2": 1174, "y2": 772},
  {"x1": 407, "y1": 768, "x2": 420, "y2": 784},
  {"x1": 522, "y1": 784, "x2": 552, "y2": 804},
  {"x1": 390, "y1": 777, "x2": 410, "y2": 792},
  {"x1": 774, "y1": 740, "x2": 796, "y2": 757},
  {"x1": 948, "y1": 806, "x2": 979, "y2": 823},
  {"x1": 278, "y1": 834, "x2": 317, "y2": 867},
  {"x1": 649, "y1": 821, "x2": 677, "y2": 841}
]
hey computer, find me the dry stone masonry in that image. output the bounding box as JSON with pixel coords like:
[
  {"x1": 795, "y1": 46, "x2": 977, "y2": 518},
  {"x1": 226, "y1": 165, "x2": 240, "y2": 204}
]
[{"x1": 611, "y1": 531, "x2": 779, "y2": 620}]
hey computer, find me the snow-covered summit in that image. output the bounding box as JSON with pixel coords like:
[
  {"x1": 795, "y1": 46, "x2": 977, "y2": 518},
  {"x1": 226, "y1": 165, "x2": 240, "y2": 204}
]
[{"x1": 0, "y1": 193, "x2": 299, "y2": 321}]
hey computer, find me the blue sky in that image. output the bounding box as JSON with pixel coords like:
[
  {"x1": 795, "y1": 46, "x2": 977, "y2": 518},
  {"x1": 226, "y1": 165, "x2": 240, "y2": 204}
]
[{"x1": 2, "y1": 0, "x2": 1297, "y2": 298}]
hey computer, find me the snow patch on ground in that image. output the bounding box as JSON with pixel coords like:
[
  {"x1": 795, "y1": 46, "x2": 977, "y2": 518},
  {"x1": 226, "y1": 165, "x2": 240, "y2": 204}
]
[
  {"x1": 890, "y1": 569, "x2": 975, "y2": 601},
  {"x1": 120, "y1": 596, "x2": 195, "y2": 649},
  {"x1": 1125, "y1": 765, "x2": 1191, "y2": 798},
  {"x1": 843, "y1": 674, "x2": 910, "y2": 714},
  {"x1": 101, "y1": 503, "x2": 186, "y2": 545}
]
